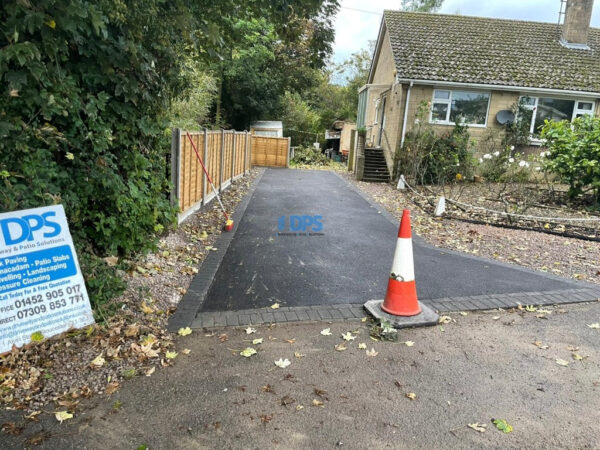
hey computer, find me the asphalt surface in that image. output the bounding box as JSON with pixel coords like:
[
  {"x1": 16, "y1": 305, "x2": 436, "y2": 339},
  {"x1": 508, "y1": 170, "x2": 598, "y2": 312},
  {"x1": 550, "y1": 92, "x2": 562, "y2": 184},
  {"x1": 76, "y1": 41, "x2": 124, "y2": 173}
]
[
  {"x1": 4, "y1": 302, "x2": 600, "y2": 449},
  {"x1": 200, "y1": 169, "x2": 580, "y2": 312}
]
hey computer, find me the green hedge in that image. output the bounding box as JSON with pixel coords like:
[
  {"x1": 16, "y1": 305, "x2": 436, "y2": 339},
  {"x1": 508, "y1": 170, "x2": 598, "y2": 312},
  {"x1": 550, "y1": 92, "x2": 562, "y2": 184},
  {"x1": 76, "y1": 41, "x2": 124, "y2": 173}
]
[{"x1": 1, "y1": 1, "x2": 183, "y2": 307}]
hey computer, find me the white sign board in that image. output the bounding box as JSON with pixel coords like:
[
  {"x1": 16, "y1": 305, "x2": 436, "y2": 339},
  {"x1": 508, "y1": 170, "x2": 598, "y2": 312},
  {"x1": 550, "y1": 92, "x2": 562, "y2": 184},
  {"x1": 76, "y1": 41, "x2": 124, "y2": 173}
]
[{"x1": 0, "y1": 205, "x2": 94, "y2": 353}]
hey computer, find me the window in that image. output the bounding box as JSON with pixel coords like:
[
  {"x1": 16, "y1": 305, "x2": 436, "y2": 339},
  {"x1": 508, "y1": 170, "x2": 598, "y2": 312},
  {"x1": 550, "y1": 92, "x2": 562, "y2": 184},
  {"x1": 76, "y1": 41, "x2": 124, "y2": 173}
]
[
  {"x1": 430, "y1": 90, "x2": 491, "y2": 126},
  {"x1": 520, "y1": 96, "x2": 596, "y2": 137}
]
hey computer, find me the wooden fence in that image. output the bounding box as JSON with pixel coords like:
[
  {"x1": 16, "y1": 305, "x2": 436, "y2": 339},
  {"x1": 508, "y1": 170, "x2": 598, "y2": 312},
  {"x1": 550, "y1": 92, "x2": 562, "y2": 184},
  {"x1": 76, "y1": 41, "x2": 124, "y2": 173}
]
[
  {"x1": 251, "y1": 136, "x2": 290, "y2": 168},
  {"x1": 171, "y1": 128, "x2": 251, "y2": 223}
]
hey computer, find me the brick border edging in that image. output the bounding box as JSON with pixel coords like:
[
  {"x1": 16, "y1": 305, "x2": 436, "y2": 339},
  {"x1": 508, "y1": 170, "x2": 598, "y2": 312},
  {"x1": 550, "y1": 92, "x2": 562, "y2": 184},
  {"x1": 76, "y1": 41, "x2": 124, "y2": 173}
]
[
  {"x1": 191, "y1": 287, "x2": 600, "y2": 328},
  {"x1": 167, "y1": 169, "x2": 266, "y2": 332}
]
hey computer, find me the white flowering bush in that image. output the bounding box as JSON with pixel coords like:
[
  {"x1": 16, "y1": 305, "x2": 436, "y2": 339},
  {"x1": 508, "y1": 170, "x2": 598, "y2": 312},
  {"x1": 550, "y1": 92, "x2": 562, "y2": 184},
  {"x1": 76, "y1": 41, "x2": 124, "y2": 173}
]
[{"x1": 476, "y1": 147, "x2": 539, "y2": 182}]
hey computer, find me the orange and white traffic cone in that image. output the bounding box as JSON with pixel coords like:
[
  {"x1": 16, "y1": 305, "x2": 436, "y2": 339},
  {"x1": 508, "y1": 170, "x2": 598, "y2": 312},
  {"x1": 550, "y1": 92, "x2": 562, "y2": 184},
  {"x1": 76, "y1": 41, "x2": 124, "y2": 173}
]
[{"x1": 381, "y1": 209, "x2": 421, "y2": 316}]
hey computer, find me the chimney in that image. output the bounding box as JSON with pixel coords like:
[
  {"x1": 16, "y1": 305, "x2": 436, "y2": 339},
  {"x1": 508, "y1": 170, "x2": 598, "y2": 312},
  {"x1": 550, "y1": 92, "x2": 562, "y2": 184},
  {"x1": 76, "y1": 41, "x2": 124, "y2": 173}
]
[{"x1": 561, "y1": 0, "x2": 594, "y2": 48}]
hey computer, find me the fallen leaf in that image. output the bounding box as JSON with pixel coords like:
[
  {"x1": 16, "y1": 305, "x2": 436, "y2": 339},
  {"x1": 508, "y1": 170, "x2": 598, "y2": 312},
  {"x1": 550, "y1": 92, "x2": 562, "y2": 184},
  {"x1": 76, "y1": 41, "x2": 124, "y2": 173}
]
[
  {"x1": 335, "y1": 344, "x2": 347, "y2": 351},
  {"x1": 30, "y1": 331, "x2": 44, "y2": 343},
  {"x1": 358, "y1": 343, "x2": 367, "y2": 349},
  {"x1": 259, "y1": 414, "x2": 272, "y2": 424},
  {"x1": 361, "y1": 317, "x2": 368, "y2": 322},
  {"x1": 294, "y1": 352, "x2": 305, "y2": 358},
  {"x1": 55, "y1": 411, "x2": 73, "y2": 423},
  {"x1": 252, "y1": 338, "x2": 263, "y2": 345},
  {"x1": 182, "y1": 348, "x2": 191, "y2": 355},
  {"x1": 533, "y1": 340, "x2": 549, "y2": 350},
  {"x1": 145, "y1": 367, "x2": 155, "y2": 377},
  {"x1": 320, "y1": 328, "x2": 332, "y2": 336},
  {"x1": 492, "y1": 418, "x2": 513, "y2": 433},
  {"x1": 280, "y1": 395, "x2": 295, "y2": 406},
  {"x1": 140, "y1": 301, "x2": 154, "y2": 314},
  {"x1": 342, "y1": 332, "x2": 356, "y2": 341},
  {"x1": 588, "y1": 323, "x2": 600, "y2": 329},
  {"x1": 468, "y1": 423, "x2": 487, "y2": 433},
  {"x1": 366, "y1": 348, "x2": 378, "y2": 357},
  {"x1": 459, "y1": 312, "x2": 468, "y2": 316},
  {"x1": 178, "y1": 327, "x2": 192, "y2": 336},
  {"x1": 240, "y1": 348, "x2": 257, "y2": 358},
  {"x1": 274, "y1": 358, "x2": 291, "y2": 368},
  {"x1": 218, "y1": 333, "x2": 228, "y2": 342},
  {"x1": 296, "y1": 405, "x2": 304, "y2": 410},
  {"x1": 271, "y1": 303, "x2": 280, "y2": 309},
  {"x1": 245, "y1": 327, "x2": 257, "y2": 334},
  {"x1": 165, "y1": 351, "x2": 178, "y2": 360},
  {"x1": 311, "y1": 399, "x2": 324, "y2": 407},
  {"x1": 104, "y1": 256, "x2": 119, "y2": 266},
  {"x1": 105, "y1": 382, "x2": 120, "y2": 395},
  {"x1": 285, "y1": 339, "x2": 296, "y2": 344},
  {"x1": 404, "y1": 341, "x2": 415, "y2": 347},
  {"x1": 439, "y1": 316, "x2": 452, "y2": 324},
  {"x1": 125, "y1": 323, "x2": 140, "y2": 337},
  {"x1": 1, "y1": 422, "x2": 23, "y2": 436},
  {"x1": 261, "y1": 384, "x2": 275, "y2": 393},
  {"x1": 405, "y1": 392, "x2": 416, "y2": 400},
  {"x1": 314, "y1": 388, "x2": 328, "y2": 400},
  {"x1": 525, "y1": 305, "x2": 537, "y2": 312},
  {"x1": 90, "y1": 354, "x2": 105, "y2": 368},
  {"x1": 555, "y1": 358, "x2": 570, "y2": 367}
]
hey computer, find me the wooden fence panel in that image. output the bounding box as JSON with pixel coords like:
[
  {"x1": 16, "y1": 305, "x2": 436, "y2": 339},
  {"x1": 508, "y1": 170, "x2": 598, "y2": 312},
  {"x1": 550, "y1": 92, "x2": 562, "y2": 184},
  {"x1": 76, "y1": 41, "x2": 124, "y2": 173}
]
[
  {"x1": 173, "y1": 128, "x2": 253, "y2": 223},
  {"x1": 251, "y1": 136, "x2": 289, "y2": 168}
]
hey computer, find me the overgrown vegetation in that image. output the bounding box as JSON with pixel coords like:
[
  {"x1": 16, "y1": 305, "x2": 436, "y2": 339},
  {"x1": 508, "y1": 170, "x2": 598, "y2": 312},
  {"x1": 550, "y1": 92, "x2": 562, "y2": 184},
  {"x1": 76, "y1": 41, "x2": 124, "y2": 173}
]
[
  {"x1": 291, "y1": 146, "x2": 332, "y2": 166},
  {"x1": 541, "y1": 115, "x2": 600, "y2": 205},
  {"x1": 396, "y1": 102, "x2": 475, "y2": 185}
]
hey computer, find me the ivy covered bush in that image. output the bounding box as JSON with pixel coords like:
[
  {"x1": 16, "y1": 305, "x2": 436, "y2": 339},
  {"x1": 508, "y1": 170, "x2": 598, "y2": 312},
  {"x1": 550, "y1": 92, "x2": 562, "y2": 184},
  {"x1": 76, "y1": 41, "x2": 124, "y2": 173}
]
[
  {"x1": 0, "y1": 1, "x2": 189, "y2": 306},
  {"x1": 541, "y1": 115, "x2": 600, "y2": 204}
]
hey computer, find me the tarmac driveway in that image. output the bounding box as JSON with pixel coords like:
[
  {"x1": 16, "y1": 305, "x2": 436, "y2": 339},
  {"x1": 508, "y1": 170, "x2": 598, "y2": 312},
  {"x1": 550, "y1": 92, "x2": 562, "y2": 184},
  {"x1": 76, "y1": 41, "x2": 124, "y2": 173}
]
[{"x1": 192, "y1": 169, "x2": 593, "y2": 314}]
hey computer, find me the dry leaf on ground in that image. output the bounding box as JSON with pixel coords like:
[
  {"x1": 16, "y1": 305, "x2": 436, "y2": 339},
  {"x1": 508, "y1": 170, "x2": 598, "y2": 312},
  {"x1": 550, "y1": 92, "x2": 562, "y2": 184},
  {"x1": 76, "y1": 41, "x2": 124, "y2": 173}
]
[
  {"x1": 274, "y1": 358, "x2": 291, "y2": 368},
  {"x1": 468, "y1": 423, "x2": 487, "y2": 432}
]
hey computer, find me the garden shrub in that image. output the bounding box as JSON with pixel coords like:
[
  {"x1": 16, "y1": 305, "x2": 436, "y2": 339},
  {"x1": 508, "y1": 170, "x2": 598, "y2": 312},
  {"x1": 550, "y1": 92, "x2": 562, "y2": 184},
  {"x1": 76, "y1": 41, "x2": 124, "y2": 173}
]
[
  {"x1": 291, "y1": 146, "x2": 331, "y2": 166},
  {"x1": 397, "y1": 102, "x2": 475, "y2": 185},
  {"x1": 541, "y1": 115, "x2": 600, "y2": 204},
  {"x1": 1, "y1": 1, "x2": 185, "y2": 307}
]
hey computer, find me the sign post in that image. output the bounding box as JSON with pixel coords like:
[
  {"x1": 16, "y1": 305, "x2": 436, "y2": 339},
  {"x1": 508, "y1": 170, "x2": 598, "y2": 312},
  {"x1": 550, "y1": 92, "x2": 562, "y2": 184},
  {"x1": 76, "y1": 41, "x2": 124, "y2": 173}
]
[{"x1": 0, "y1": 205, "x2": 94, "y2": 353}]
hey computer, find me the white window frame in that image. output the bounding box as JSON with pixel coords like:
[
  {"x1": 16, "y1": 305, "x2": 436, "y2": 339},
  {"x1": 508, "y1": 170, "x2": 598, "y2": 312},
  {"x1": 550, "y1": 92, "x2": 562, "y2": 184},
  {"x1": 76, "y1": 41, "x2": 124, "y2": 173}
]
[
  {"x1": 429, "y1": 89, "x2": 491, "y2": 128},
  {"x1": 520, "y1": 96, "x2": 596, "y2": 143}
]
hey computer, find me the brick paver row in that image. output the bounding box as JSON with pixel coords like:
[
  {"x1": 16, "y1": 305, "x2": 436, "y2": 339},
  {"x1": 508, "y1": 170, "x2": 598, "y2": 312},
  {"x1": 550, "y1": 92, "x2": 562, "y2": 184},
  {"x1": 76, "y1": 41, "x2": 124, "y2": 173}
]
[{"x1": 190, "y1": 287, "x2": 600, "y2": 328}]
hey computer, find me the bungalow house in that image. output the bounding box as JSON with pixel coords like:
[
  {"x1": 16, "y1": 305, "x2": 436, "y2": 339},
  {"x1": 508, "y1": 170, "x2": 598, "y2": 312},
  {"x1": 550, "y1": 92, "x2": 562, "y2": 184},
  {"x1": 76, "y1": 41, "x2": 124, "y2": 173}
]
[{"x1": 355, "y1": 0, "x2": 600, "y2": 181}]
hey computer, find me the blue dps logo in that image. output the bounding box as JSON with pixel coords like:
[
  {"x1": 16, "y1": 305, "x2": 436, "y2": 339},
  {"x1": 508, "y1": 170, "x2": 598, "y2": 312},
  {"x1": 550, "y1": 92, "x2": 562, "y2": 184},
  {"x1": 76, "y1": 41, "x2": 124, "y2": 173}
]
[
  {"x1": 0, "y1": 212, "x2": 62, "y2": 246},
  {"x1": 277, "y1": 215, "x2": 324, "y2": 236}
]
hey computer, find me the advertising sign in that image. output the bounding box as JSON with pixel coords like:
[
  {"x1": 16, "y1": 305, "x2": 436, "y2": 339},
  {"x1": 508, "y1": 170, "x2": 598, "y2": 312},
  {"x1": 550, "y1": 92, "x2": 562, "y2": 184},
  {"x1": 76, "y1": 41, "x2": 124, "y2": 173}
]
[{"x1": 0, "y1": 205, "x2": 94, "y2": 353}]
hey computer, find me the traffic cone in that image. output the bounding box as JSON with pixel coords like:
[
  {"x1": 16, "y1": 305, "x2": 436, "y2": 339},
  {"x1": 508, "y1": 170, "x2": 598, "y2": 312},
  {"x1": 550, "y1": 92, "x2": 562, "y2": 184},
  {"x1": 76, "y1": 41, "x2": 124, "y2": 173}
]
[{"x1": 381, "y1": 209, "x2": 421, "y2": 316}]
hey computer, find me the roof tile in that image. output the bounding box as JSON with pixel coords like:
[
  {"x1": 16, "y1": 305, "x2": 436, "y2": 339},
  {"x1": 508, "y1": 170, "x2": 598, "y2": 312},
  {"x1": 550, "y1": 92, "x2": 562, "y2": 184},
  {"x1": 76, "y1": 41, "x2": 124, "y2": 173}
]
[{"x1": 383, "y1": 11, "x2": 600, "y2": 93}]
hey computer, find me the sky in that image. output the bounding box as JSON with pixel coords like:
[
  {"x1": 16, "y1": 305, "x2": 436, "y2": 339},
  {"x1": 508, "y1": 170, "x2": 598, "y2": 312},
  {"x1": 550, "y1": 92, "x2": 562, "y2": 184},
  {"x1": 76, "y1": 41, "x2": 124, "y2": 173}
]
[{"x1": 332, "y1": 0, "x2": 600, "y2": 77}]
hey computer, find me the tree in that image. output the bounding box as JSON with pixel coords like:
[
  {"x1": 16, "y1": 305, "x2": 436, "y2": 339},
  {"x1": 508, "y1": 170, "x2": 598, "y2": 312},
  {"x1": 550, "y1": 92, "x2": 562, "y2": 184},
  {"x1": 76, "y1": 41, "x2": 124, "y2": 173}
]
[{"x1": 401, "y1": 0, "x2": 444, "y2": 12}]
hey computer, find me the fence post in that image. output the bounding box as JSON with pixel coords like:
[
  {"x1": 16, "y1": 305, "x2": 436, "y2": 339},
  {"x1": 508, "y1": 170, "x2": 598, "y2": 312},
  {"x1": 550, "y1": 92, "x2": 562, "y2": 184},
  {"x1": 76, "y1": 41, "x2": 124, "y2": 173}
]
[
  {"x1": 170, "y1": 128, "x2": 180, "y2": 208},
  {"x1": 220, "y1": 129, "x2": 225, "y2": 192},
  {"x1": 286, "y1": 137, "x2": 291, "y2": 168},
  {"x1": 202, "y1": 128, "x2": 208, "y2": 205},
  {"x1": 231, "y1": 132, "x2": 237, "y2": 180},
  {"x1": 244, "y1": 131, "x2": 249, "y2": 175}
]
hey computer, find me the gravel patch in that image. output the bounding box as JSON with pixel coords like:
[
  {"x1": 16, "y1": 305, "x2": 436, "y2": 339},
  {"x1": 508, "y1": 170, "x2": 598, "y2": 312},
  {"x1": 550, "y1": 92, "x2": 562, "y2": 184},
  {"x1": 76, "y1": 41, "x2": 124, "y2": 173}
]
[{"x1": 339, "y1": 173, "x2": 600, "y2": 285}]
